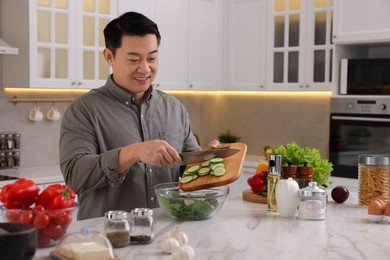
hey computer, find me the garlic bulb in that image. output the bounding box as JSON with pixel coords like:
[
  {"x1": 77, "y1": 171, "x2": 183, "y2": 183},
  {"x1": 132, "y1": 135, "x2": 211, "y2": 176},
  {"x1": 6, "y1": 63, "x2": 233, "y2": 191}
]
[
  {"x1": 169, "y1": 225, "x2": 188, "y2": 245},
  {"x1": 161, "y1": 238, "x2": 180, "y2": 254},
  {"x1": 172, "y1": 245, "x2": 195, "y2": 260}
]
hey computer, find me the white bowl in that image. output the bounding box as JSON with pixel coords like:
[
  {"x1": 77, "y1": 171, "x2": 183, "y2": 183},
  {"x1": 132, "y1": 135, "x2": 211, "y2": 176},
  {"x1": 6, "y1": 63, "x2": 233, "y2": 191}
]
[{"x1": 368, "y1": 214, "x2": 383, "y2": 223}]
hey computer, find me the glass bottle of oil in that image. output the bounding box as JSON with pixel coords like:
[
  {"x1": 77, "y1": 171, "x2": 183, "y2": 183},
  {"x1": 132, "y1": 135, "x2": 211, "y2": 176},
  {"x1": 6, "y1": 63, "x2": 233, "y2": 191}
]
[{"x1": 267, "y1": 154, "x2": 282, "y2": 212}]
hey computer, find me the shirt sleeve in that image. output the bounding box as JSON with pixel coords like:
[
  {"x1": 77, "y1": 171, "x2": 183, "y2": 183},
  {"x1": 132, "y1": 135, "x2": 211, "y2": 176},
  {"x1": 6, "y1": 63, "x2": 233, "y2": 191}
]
[{"x1": 59, "y1": 101, "x2": 125, "y2": 195}]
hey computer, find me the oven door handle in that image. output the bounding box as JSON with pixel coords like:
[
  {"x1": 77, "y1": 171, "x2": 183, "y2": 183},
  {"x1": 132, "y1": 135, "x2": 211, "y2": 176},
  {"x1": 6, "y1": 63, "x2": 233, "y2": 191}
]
[{"x1": 331, "y1": 115, "x2": 390, "y2": 123}]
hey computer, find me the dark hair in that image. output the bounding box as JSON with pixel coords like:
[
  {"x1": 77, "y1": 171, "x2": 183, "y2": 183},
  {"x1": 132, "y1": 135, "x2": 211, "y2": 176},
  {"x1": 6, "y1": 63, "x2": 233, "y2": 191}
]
[{"x1": 103, "y1": 12, "x2": 161, "y2": 55}]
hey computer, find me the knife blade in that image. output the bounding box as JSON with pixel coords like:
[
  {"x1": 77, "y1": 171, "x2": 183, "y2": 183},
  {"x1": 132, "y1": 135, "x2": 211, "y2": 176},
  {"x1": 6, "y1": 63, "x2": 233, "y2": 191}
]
[{"x1": 179, "y1": 148, "x2": 240, "y2": 165}]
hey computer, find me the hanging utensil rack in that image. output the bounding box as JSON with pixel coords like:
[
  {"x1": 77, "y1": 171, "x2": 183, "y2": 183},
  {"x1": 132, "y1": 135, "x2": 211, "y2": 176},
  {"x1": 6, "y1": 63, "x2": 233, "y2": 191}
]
[{"x1": 10, "y1": 96, "x2": 74, "y2": 104}]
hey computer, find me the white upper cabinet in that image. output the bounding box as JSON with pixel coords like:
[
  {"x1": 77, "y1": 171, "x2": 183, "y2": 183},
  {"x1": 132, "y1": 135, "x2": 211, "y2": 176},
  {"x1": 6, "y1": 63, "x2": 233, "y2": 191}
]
[
  {"x1": 2, "y1": 0, "x2": 117, "y2": 89},
  {"x1": 226, "y1": 0, "x2": 267, "y2": 91},
  {"x1": 333, "y1": 0, "x2": 390, "y2": 44},
  {"x1": 118, "y1": 0, "x2": 223, "y2": 91},
  {"x1": 266, "y1": 0, "x2": 334, "y2": 91}
]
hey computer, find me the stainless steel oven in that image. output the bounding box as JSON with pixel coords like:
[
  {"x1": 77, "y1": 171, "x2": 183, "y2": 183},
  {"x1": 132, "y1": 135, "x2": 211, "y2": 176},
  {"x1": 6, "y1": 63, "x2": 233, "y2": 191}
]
[{"x1": 329, "y1": 97, "x2": 390, "y2": 178}]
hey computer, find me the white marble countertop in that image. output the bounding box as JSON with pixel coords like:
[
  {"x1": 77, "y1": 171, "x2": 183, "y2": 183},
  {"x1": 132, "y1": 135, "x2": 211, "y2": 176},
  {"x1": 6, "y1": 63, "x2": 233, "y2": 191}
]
[{"x1": 32, "y1": 177, "x2": 388, "y2": 260}]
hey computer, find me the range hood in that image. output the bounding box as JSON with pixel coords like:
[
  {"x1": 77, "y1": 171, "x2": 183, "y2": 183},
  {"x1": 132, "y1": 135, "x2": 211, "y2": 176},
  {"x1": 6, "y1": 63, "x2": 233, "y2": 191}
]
[{"x1": 0, "y1": 38, "x2": 18, "y2": 55}]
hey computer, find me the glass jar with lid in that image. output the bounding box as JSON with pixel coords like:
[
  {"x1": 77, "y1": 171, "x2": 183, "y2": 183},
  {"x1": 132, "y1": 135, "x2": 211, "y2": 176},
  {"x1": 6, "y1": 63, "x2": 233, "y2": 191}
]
[
  {"x1": 129, "y1": 208, "x2": 155, "y2": 244},
  {"x1": 298, "y1": 181, "x2": 326, "y2": 220},
  {"x1": 104, "y1": 210, "x2": 130, "y2": 248},
  {"x1": 0, "y1": 134, "x2": 6, "y2": 150},
  {"x1": 358, "y1": 154, "x2": 390, "y2": 206}
]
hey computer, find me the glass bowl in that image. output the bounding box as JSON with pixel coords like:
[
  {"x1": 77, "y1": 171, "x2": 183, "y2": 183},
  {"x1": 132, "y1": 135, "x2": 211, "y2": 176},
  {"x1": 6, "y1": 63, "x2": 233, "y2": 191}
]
[
  {"x1": 154, "y1": 182, "x2": 229, "y2": 220},
  {"x1": 0, "y1": 204, "x2": 78, "y2": 247}
]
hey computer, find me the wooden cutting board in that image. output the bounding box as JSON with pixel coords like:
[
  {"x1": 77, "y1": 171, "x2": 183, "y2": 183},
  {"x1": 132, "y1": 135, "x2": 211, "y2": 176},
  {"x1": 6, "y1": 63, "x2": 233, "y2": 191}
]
[
  {"x1": 179, "y1": 142, "x2": 247, "y2": 191},
  {"x1": 242, "y1": 189, "x2": 267, "y2": 204}
]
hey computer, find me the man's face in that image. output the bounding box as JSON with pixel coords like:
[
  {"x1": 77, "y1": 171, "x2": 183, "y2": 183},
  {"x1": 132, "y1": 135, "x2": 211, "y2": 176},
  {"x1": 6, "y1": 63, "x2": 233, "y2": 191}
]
[{"x1": 104, "y1": 34, "x2": 159, "y2": 96}]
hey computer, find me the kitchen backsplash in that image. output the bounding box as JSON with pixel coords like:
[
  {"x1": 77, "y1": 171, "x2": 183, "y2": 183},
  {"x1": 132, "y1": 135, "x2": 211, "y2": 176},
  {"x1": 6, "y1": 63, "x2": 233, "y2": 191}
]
[{"x1": 0, "y1": 89, "x2": 331, "y2": 167}]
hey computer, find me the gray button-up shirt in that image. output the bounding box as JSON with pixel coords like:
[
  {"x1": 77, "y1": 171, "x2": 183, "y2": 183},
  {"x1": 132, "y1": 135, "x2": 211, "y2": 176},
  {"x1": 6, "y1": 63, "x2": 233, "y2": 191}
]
[{"x1": 59, "y1": 76, "x2": 199, "y2": 220}]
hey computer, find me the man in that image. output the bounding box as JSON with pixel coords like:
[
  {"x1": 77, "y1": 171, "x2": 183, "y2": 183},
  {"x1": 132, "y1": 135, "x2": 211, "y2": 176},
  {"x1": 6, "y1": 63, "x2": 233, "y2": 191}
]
[{"x1": 59, "y1": 12, "x2": 219, "y2": 220}]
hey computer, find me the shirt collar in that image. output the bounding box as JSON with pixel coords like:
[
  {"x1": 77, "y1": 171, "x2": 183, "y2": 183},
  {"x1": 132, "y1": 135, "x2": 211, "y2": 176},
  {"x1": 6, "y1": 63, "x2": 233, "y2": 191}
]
[{"x1": 104, "y1": 75, "x2": 154, "y2": 106}]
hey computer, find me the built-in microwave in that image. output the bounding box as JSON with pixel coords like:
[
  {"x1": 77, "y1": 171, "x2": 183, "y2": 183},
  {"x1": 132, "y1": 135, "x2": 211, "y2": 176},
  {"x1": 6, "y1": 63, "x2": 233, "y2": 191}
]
[{"x1": 340, "y1": 58, "x2": 390, "y2": 95}]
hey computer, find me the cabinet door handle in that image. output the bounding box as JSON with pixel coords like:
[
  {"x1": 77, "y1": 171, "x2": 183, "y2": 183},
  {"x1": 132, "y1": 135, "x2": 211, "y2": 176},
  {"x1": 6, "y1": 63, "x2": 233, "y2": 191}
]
[{"x1": 71, "y1": 82, "x2": 76, "y2": 85}]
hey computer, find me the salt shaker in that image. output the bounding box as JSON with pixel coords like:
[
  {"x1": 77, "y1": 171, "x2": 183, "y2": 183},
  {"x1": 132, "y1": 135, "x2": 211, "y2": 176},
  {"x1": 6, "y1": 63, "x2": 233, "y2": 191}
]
[
  {"x1": 104, "y1": 210, "x2": 130, "y2": 248},
  {"x1": 298, "y1": 182, "x2": 326, "y2": 220},
  {"x1": 129, "y1": 208, "x2": 155, "y2": 244}
]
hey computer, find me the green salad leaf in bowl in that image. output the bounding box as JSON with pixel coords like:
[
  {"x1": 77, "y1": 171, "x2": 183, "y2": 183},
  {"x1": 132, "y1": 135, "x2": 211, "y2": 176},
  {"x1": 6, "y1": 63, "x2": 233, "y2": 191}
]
[{"x1": 154, "y1": 182, "x2": 229, "y2": 220}]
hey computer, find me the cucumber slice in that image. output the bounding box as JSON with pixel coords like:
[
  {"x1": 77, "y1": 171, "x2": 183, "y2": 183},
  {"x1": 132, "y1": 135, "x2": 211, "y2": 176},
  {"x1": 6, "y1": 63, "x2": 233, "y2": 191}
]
[
  {"x1": 183, "y1": 170, "x2": 193, "y2": 176},
  {"x1": 211, "y1": 163, "x2": 225, "y2": 171},
  {"x1": 192, "y1": 174, "x2": 198, "y2": 181},
  {"x1": 201, "y1": 160, "x2": 211, "y2": 167},
  {"x1": 198, "y1": 167, "x2": 211, "y2": 176},
  {"x1": 180, "y1": 176, "x2": 194, "y2": 184},
  {"x1": 210, "y1": 158, "x2": 224, "y2": 164},
  {"x1": 213, "y1": 167, "x2": 226, "y2": 177},
  {"x1": 186, "y1": 165, "x2": 200, "y2": 174}
]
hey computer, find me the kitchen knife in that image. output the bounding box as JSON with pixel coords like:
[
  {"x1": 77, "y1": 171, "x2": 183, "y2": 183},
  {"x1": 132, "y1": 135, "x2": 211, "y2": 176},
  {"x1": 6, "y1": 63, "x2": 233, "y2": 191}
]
[{"x1": 179, "y1": 148, "x2": 240, "y2": 165}]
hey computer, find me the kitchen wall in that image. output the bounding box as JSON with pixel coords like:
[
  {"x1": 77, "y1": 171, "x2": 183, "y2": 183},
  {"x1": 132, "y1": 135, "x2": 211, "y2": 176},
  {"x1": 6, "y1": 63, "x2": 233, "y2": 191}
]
[{"x1": 0, "y1": 86, "x2": 331, "y2": 167}]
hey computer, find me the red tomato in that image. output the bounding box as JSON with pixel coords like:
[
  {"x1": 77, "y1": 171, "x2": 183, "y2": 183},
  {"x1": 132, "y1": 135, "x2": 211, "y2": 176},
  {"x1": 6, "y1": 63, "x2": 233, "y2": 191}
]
[
  {"x1": 44, "y1": 224, "x2": 64, "y2": 238},
  {"x1": 37, "y1": 230, "x2": 52, "y2": 246},
  {"x1": 34, "y1": 205, "x2": 45, "y2": 211},
  {"x1": 50, "y1": 211, "x2": 67, "y2": 225},
  {"x1": 62, "y1": 213, "x2": 73, "y2": 228},
  {"x1": 6, "y1": 211, "x2": 20, "y2": 223},
  {"x1": 33, "y1": 213, "x2": 50, "y2": 229},
  {"x1": 19, "y1": 211, "x2": 33, "y2": 224}
]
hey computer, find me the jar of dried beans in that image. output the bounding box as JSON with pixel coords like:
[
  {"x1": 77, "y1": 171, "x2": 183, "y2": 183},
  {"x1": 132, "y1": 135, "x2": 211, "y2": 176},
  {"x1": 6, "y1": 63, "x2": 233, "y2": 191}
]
[{"x1": 358, "y1": 154, "x2": 390, "y2": 206}]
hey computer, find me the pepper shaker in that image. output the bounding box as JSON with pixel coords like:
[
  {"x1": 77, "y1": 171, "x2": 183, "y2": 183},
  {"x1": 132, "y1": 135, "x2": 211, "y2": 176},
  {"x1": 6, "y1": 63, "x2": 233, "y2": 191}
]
[{"x1": 129, "y1": 208, "x2": 155, "y2": 244}]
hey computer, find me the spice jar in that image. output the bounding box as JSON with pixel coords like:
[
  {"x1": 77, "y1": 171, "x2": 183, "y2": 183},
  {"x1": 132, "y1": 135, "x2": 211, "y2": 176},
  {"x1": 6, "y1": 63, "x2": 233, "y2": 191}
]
[
  {"x1": 298, "y1": 181, "x2": 326, "y2": 220},
  {"x1": 5, "y1": 134, "x2": 14, "y2": 150},
  {"x1": 13, "y1": 151, "x2": 20, "y2": 167},
  {"x1": 129, "y1": 208, "x2": 155, "y2": 244},
  {"x1": 0, "y1": 134, "x2": 6, "y2": 150},
  {"x1": 13, "y1": 133, "x2": 21, "y2": 149},
  {"x1": 0, "y1": 152, "x2": 6, "y2": 169},
  {"x1": 358, "y1": 154, "x2": 390, "y2": 206},
  {"x1": 6, "y1": 151, "x2": 14, "y2": 168},
  {"x1": 104, "y1": 210, "x2": 130, "y2": 248}
]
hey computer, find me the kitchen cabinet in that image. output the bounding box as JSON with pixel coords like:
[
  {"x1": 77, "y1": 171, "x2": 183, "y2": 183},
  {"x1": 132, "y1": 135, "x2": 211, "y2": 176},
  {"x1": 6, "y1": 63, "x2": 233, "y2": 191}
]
[
  {"x1": 225, "y1": 0, "x2": 267, "y2": 91},
  {"x1": 265, "y1": 0, "x2": 334, "y2": 91},
  {"x1": 2, "y1": 0, "x2": 117, "y2": 89},
  {"x1": 333, "y1": 0, "x2": 390, "y2": 44},
  {"x1": 118, "y1": 0, "x2": 223, "y2": 90},
  {"x1": 331, "y1": 0, "x2": 390, "y2": 97}
]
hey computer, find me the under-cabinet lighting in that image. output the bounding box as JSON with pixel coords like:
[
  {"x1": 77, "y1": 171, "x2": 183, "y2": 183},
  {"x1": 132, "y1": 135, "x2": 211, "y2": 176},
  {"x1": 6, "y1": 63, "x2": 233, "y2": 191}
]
[{"x1": 3, "y1": 88, "x2": 90, "y2": 94}]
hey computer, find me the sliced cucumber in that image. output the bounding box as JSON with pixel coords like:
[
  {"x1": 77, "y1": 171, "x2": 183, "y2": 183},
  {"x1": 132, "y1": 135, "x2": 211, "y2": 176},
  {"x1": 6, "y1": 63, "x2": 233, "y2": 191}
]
[
  {"x1": 180, "y1": 176, "x2": 194, "y2": 184},
  {"x1": 213, "y1": 167, "x2": 226, "y2": 177},
  {"x1": 211, "y1": 163, "x2": 225, "y2": 171},
  {"x1": 210, "y1": 158, "x2": 224, "y2": 164},
  {"x1": 192, "y1": 174, "x2": 198, "y2": 181},
  {"x1": 183, "y1": 170, "x2": 193, "y2": 176},
  {"x1": 198, "y1": 167, "x2": 211, "y2": 176},
  {"x1": 186, "y1": 165, "x2": 200, "y2": 174},
  {"x1": 201, "y1": 160, "x2": 211, "y2": 167}
]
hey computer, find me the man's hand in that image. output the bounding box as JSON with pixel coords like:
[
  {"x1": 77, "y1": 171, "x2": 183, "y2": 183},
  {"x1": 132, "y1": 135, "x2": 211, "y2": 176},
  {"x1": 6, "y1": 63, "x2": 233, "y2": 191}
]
[
  {"x1": 118, "y1": 140, "x2": 182, "y2": 173},
  {"x1": 207, "y1": 139, "x2": 221, "y2": 149}
]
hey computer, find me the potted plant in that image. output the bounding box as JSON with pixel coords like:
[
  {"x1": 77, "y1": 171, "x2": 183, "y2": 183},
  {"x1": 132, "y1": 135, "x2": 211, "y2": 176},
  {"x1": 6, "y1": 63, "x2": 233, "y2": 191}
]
[{"x1": 217, "y1": 130, "x2": 241, "y2": 144}]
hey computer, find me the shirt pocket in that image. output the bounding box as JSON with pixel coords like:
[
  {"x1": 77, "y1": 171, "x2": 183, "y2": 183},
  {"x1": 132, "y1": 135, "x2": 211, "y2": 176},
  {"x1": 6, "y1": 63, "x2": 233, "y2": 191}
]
[{"x1": 159, "y1": 132, "x2": 183, "y2": 152}]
